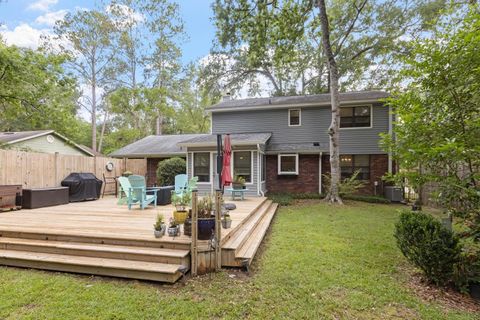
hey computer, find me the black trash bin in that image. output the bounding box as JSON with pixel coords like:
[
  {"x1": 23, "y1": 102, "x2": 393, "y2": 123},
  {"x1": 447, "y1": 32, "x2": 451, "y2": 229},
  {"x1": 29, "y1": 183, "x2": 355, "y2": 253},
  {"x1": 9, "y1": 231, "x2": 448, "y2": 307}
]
[{"x1": 61, "y1": 173, "x2": 103, "y2": 202}]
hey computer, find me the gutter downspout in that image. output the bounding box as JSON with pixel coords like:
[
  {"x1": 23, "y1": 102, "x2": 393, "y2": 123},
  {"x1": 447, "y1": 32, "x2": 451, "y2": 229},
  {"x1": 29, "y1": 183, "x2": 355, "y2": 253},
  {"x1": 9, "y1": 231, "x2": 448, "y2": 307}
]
[
  {"x1": 319, "y1": 152, "x2": 323, "y2": 195},
  {"x1": 257, "y1": 144, "x2": 264, "y2": 197},
  {"x1": 388, "y1": 107, "x2": 393, "y2": 174}
]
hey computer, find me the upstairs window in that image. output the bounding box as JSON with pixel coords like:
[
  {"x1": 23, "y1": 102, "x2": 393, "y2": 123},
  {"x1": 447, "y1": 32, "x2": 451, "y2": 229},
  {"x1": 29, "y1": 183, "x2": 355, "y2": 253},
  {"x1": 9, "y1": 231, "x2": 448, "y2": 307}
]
[
  {"x1": 340, "y1": 155, "x2": 370, "y2": 180},
  {"x1": 288, "y1": 109, "x2": 301, "y2": 126},
  {"x1": 278, "y1": 154, "x2": 299, "y2": 175},
  {"x1": 340, "y1": 106, "x2": 371, "y2": 128},
  {"x1": 193, "y1": 152, "x2": 210, "y2": 182},
  {"x1": 233, "y1": 151, "x2": 252, "y2": 183}
]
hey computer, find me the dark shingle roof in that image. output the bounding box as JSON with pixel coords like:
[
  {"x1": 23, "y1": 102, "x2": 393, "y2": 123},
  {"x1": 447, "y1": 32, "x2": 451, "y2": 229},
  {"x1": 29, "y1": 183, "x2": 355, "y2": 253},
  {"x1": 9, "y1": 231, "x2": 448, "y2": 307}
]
[
  {"x1": 266, "y1": 142, "x2": 328, "y2": 153},
  {"x1": 109, "y1": 134, "x2": 207, "y2": 158},
  {"x1": 0, "y1": 130, "x2": 53, "y2": 144},
  {"x1": 178, "y1": 133, "x2": 272, "y2": 147},
  {"x1": 208, "y1": 90, "x2": 389, "y2": 112}
]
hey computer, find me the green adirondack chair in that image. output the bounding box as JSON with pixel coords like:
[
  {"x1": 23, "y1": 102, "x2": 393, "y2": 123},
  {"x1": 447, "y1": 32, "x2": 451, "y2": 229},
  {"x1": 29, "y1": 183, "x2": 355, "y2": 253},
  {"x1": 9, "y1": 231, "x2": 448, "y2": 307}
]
[
  {"x1": 118, "y1": 176, "x2": 157, "y2": 210},
  {"x1": 186, "y1": 176, "x2": 198, "y2": 193}
]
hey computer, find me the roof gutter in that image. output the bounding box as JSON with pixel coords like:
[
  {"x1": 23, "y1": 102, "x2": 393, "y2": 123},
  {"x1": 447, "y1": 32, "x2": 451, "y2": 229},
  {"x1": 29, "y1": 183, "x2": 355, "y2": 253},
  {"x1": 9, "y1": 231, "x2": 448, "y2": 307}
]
[
  {"x1": 178, "y1": 140, "x2": 268, "y2": 148},
  {"x1": 208, "y1": 98, "x2": 385, "y2": 113}
]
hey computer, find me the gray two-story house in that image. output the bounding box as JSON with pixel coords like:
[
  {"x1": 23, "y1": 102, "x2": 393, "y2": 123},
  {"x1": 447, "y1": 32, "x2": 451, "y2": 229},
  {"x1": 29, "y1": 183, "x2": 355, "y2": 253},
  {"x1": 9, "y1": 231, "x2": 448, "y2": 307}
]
[{"x1": 111, "y1": 90, "x2": 393, "y2": 196}]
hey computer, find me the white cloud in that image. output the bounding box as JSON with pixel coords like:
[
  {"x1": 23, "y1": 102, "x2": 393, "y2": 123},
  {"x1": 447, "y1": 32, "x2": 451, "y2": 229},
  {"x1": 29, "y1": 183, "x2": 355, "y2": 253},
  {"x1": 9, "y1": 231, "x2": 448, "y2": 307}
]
[
  {"x1": 0, "y1": 23, "x2": 50, "y2": 49},
  {"x1": 35, "y1": 9, "x2": 68, "y2": 27},
  {"x1": 27, "y1": 0, "x2": 58, "y2": 12},
  {"x1": 105, "y1": 4, "x2": 144, "y2": 29}
]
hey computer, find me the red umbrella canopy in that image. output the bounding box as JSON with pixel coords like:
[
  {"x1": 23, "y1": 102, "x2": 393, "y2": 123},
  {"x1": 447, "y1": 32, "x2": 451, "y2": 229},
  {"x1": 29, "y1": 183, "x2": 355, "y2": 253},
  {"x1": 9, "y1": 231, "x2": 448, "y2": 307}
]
[{"x1": 221, "y1": 134, "x2": 232, "y2": 187}]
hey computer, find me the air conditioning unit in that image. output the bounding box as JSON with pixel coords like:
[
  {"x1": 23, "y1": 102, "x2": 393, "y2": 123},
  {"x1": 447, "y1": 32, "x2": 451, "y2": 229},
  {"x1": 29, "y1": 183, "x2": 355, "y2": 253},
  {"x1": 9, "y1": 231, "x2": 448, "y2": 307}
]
[{"x1": 384, "y1": 186, "x2": 403, "y2": 202}]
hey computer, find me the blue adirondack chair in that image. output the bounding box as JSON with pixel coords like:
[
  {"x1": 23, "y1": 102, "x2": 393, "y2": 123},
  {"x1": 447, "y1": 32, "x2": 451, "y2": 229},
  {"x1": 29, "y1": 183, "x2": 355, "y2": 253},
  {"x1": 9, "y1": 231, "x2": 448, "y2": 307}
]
[
  {"x1": 118, "y1": 176, "x2": 157, "y2": 210},
  {"x1": 174, "y1": 174, "x2": 188, "y2": 195}
]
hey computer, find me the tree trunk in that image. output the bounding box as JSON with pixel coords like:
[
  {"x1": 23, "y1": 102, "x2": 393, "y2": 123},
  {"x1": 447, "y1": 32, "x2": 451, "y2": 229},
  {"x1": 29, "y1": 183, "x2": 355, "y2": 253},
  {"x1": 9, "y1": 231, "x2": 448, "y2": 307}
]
[
  {"x1": 98, "y1": 109, "x2": 108, "y2": 153},
  {"x1": 317, "y1": 0, "x2": 343, "y2": 204},
  {"x1": 91, "y1": 74, "x2": 97, "y2": 152},
  {"x1": 156, "y1": 113, "x2": 163, "y2": 135}
]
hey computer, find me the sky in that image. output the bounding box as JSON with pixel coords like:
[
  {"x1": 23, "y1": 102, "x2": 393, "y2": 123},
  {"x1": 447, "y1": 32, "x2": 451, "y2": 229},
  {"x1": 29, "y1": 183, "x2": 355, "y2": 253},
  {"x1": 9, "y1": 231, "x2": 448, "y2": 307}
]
[{"x1": 0, "y1": 0, "x2": 217, "y2": 64}]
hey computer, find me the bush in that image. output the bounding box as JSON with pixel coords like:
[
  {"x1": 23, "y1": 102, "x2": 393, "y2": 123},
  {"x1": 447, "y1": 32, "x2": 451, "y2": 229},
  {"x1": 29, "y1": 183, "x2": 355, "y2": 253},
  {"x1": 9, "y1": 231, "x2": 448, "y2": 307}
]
[
  {"x1": 323, "y1": 170, "x2": 366, "y2": 197},
  {"x1": 267, "y1": 193, "x2": 293, "y2": 206},
  {"x1": 292, "y1": 193, "x2": 323, "y2": 200},
  {"x1": 394, "y1": 210, "x2": 462, "y2": 286},
  {"x1": 343, "y1": 194, "x2": 391, "y2": 204},
  {"x1": 156, "y1": 157, "x2": 186, "y2": 186}
]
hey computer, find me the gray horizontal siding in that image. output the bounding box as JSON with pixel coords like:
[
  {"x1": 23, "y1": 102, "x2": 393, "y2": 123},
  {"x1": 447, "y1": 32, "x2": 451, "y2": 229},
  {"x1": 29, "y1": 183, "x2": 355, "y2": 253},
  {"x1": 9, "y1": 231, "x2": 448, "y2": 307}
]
[
  {"x1": 187, "y1": 150, "x2": 260, "y2": 196},
  {"x1": 212, "y1": 103, "x2": 389, "y2": 154}
]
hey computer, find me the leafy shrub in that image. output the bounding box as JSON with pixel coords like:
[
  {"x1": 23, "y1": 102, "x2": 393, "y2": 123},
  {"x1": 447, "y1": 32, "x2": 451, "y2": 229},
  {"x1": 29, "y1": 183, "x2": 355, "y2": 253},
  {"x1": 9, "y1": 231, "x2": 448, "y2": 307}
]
[
  {"x1": 292, "y1": 193, "x2": 323, "y2": 200},
  {"x1": 453, "y1": 243, "x2": 480, "y2": 292},
  {"x1": 323, "y1": 170, "x2": 366, "y2": 196},
  {"x1": 156, "y1": 157, "x2": 186, "y2": 186},
  {"x1": 267, "y1": 193, "x2": 293, "y2": 206},
  {"x1": 343, "y1": 194, "x2": 391, "y2": 204},
  {"x1": 394, "y1": 210, "x2": 462, "y2": 286}
]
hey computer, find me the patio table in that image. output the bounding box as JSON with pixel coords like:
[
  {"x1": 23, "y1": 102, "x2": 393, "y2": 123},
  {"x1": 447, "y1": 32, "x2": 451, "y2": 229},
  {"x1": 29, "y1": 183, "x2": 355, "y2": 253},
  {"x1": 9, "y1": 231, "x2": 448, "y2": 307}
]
[{"x1": 225, "y1": 188, "x2": 249, "y2": 201}]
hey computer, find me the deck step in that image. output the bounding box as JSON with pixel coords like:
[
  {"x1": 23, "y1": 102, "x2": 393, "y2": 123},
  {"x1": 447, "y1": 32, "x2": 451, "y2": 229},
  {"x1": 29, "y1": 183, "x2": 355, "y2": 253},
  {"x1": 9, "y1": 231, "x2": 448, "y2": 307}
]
[
  {"x1": 222, "y1": 200, "x2": 273, "y2": 250},
  {"x1": 0, "y1": 238, "x2": 190, "y2": 266},
  {"x1": 0, "y1": 249, "x2": 184, "y2": 283},
  {"x1": 235, "y1": 203, "x2": 278, "y2": 265},
  {"x1": 0, "y1": 229, "x2": 191, "y2": 250}
]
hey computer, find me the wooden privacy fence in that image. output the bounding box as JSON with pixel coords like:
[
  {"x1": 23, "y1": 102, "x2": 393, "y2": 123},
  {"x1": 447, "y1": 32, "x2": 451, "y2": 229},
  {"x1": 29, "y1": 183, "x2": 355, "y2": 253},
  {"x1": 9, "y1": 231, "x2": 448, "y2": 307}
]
[{"x1": 0, "y1": 149, "x2": 146, "y2": 193}]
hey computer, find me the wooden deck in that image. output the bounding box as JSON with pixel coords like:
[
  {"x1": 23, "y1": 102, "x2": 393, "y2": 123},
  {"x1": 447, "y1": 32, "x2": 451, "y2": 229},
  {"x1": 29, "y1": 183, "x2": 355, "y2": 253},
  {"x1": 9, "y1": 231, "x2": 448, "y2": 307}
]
[{"x1": 0, "y1": 196, "x2": 277, "y2": 282}]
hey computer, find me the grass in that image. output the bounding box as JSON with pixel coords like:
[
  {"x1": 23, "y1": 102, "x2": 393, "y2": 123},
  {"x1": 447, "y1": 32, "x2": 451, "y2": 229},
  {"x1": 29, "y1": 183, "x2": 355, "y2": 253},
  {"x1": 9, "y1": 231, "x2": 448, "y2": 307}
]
[{"x1": 0, "y1": 201, "x2": 477, "y2": 319}]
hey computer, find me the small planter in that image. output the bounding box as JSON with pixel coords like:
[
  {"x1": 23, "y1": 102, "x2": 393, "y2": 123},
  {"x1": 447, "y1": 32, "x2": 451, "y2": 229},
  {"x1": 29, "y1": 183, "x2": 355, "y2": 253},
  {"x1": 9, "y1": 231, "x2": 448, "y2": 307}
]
[
  {"x1": 222, "y1": 219, "x2": 232, "y2": 229},
  {"x1": 232, "y1": 182, "x2": 244, "y2": 190},
  {"x1": 173, "y1": 210, "x2": 188, "y2": 224},
  {"x1": 184, "y1": 218, "x2": 192, "y2": 236},
  {"x1": 175, "y1": 205, "x2": 187, "y2": 212},
  {"x1": 198, "y1": 218, "x2": 215, "y2": 240},
  {"x1": 168, "y1": 225, "x2": 180, "y2": 237},
  {"x1": 470, "y1": 283, "x2": 480, "y2": 300},
  {"x1": 154, "y1": 225, "x2": 166, "y2": 238}
]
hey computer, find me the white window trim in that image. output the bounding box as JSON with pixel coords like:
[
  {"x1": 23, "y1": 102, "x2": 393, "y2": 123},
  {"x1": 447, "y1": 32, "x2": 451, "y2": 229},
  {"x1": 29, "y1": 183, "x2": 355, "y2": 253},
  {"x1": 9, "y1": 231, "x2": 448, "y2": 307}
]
[
  {"x1": 339, "y1": 104, "x2": 373, "y2": 130},
  {"x1": 288, "y1": 108, "x2": 301, "y2": 127},
  {"x1": 192, "y1": 152, "x2": 211, "y2": 184},
  {"x1": 231, "y1": 150, "x2": 254, "y2": 185},
  {"x1": 278, "y1": 154, "x2": 299, "y2": 175}
]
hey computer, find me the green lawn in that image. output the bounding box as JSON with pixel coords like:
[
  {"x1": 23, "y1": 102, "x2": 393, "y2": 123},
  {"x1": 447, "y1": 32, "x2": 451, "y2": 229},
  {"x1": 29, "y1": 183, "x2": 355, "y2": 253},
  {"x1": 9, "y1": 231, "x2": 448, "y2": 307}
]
[{"x1": 0, "y1": 201, "x2": 477, "y2": 319}]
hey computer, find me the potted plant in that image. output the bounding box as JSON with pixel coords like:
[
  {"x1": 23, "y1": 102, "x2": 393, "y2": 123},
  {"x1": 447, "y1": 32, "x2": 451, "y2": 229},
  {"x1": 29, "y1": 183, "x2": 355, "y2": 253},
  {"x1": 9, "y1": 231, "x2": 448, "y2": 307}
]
[
  {"x1": 171, "y1": 192, "x2": 191, "y2": 212},
  {"x1": 197, "y1": 194, "x2": 216, "y2": 240},
  {"x1": 153, "y1": 214, "x2": 166, "y2": 238},
  {"x1": 167, "y1": 218, "x2": 180, "y2": 237},
  {"x1": 184, "y1": 209, "x2": 192, "y2": 236},
  {"x1": 222, "y1": 211, "x2": 232, "y2": 229},
  {"x1": 232, "y1": 176, "x2": 246, "y2": 190}
]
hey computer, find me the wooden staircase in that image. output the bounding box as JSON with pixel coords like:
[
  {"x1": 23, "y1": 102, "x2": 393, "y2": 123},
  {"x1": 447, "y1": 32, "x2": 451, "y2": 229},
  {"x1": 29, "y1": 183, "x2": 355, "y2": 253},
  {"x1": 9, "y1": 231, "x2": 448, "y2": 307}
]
[
  {"x1": 0, "y1": 231, "x2": 190, "y2": 283},
  {"x1": 221, "y1": 200, "x2": 278, "y2": 267}
]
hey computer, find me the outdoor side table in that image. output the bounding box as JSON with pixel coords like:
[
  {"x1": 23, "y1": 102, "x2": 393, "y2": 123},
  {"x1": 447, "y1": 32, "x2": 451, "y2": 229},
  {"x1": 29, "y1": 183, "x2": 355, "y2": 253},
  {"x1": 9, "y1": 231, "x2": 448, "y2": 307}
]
[{"x1": 225, "y1": 188, "x2": 248, "y2": 201}]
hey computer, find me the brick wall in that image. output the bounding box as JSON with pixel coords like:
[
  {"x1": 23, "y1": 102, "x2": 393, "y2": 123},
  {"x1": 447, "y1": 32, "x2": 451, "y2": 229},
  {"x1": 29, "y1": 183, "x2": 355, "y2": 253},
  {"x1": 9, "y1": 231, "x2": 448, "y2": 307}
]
[
  {"x1": 321, "y1": 154, "x2": 389, "y2": 195},
  {"x1": 266, "y1": 154, "x2": 320, "y2": 194}
]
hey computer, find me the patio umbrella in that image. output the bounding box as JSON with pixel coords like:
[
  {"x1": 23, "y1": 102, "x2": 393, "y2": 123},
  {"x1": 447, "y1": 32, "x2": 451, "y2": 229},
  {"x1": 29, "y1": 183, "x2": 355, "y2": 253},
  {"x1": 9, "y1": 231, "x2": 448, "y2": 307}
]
[{"x1": 221, "y1": 134, "x2": 232, "y2": 188}]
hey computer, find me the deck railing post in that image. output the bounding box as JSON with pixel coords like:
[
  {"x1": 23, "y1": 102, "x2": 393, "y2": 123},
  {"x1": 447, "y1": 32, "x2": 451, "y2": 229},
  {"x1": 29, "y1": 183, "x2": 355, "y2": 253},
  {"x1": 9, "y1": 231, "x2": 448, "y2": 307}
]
[
  {"x1": 214, "y1": 189, "x2": 222, "y2": 271},
  {"x1": 191, "y1": 189, "x2": 198, "y2": 277}
]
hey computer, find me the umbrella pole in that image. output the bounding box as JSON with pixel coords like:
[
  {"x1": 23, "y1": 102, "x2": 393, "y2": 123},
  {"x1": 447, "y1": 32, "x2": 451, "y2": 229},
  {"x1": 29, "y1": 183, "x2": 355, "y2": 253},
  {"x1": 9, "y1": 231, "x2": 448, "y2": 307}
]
[{"x1": 216, "y1": 134, "x2": 223, "y2": 192}]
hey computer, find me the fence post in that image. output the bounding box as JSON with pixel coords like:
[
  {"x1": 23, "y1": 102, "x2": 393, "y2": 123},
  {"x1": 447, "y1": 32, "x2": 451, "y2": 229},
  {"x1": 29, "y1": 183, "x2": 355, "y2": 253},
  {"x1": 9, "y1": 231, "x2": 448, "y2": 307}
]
[
  {"x1": 214, "y1": 189, "x2": 222, "y2": 271},
  {"x1": 191, "y1": 189, "x2": 198, "y2": 277},
  {"x1": 54, "y1": 152, "x2": 59, "y2": 185}
]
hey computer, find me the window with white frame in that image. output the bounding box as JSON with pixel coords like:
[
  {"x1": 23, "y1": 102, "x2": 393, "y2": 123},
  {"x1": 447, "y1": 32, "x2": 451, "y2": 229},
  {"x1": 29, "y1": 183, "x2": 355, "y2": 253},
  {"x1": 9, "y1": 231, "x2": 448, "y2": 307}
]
[
  {"x1": 340, "y1": 105, "x2": 371, "y2": 128},
  {"x1": 278, "y1": 154, "x2": 298, "y2": 175},
  {"x1": 288, "y1": 109, "x2": 301, "y2": 126},
  {"x1": 233, "y1": 151, "x2": 252, "y2": 183},
  {"x1": 193, "y1": 152, "x2": 210, "y2": 182},
  {"x1": 340, "y1": 154, "x2": 370, "y2": 180}
]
